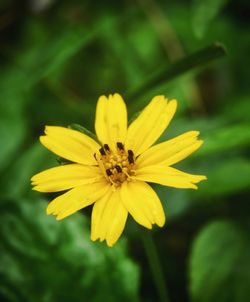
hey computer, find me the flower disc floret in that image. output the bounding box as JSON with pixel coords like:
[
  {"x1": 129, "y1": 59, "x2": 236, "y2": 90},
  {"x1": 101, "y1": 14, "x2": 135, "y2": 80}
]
[{"x1": 95, "y1": 142, "x2": 136, "y2": 187}]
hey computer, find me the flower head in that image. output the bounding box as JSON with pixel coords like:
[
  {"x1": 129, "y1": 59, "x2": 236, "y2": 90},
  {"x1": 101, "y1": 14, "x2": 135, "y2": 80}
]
[{"x1": 31, "y1": 94, "x2": 206, "y2": 247}]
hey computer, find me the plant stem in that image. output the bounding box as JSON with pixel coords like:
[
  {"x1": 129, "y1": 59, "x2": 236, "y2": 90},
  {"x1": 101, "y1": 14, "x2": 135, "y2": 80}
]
[{"x1": 142, "y1": 231, "x2": 171, "y2": 302}]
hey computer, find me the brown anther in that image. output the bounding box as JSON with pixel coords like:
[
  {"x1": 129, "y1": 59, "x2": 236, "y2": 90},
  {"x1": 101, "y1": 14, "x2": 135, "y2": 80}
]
[
  {"x1": 128, "y1": 157, "x2": 134, "y2": 164},
  {"x1": 106, "y1": 169, "x2": 113, "y2": 176},
  {"x1": 115, "y1": 165, "x2": 122, "y2": 173},
  {"x1": 117, "y1": 142, "x2": 124, "y2": 150},
  {"x1": 128, "y1": 150, "x2": 134, "y2": 156},
  {"x1": 99, "y1": 147, "x2": 106, "y2": 156},
  {"x1": 104, "y1": 144, "x2": 110, "y2": 152},
  {"x1": 128, "y1": 150, "x2": 134, "y2": 164},
  {"x1": 96, "y1": 142, "x2": 136, "y2": 186}
]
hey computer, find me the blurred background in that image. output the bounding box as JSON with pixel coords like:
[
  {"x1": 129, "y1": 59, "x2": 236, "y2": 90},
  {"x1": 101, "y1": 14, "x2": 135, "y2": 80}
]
[{"x1": 0, "y1": 0, "x2": 250, "y2": 301}]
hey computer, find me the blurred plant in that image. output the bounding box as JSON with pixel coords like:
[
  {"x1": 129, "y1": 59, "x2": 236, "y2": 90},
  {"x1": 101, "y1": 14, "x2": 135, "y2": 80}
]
[
  {"x1": 0, "y1": 0, "x2": 249, "y2": 301},
  {"x1": 189, "y1": 220, "x2": 250, "y2": 302},
  {"x1": 0, "y1": 198, "x2": 139, "y2": 302}
]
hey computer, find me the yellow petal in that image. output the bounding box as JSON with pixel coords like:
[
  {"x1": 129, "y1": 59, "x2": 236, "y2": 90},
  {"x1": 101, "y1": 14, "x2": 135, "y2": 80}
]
[
  {"x1": 136, "y1": 131, "x2": 202, "y2": 167},
  {"x1": 120, "y1": 180, "x2": 165, "y2": 229},
  {"x1": 95, "y1": 93, "x2": 127, "y2": 149},
  {"x1": 40, "y1": 126, "x2": 100, "y2": 165},
  {"x1": 91, "y1": 189, "x2": 128, "y2": 247},
  {"x1": 134, "y1": 165, "x2": 207, "y2": 189},
  {"x1": 91, "y1": 190, "x2": 112, "y2": 242},
  {"x1": 125, "y1": 96, "x2": 177, "y2": 156},
  {"x1": 31, "y1": 164, "x2": 103, "y2": 192},
  {"x1": 46, "y1": 180, "x2": 109, "y2": 220}
]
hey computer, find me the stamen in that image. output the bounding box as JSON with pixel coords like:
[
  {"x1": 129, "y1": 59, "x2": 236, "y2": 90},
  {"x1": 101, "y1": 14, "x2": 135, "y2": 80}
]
[
  {"x1": 128, "y1": 156, "x2": 134, "y2": 164},
  {"x1": 106, "y1": 169, "x2": 113, "y2": 176},
  {"x1": 123, "y1": 169, "x2": 131, "y2": 179},
  {"x1": 115, "y1": 165, "x2": 122, "y2": 173},
  {"x1": 96, "y1": 142, "x2": 136, "y2": 186},
  {"x1": 109, "y1": 177, "x2": 117, "y2": 188},
  {"x1": 104, "y1": 144, "x2": 110, "y2": 152},
  {"x1": 99, "y1": 147, "x2": 106, "y2": 156},
  {"x1": 128, "y1": 150, "x2": 134, "y2": 164},
  {"x1": 128, "y1": 150, "x2": 134, "y2": 156},
  {"x1": 117, "y1": 142, "x2": 124, "y2": 150}
]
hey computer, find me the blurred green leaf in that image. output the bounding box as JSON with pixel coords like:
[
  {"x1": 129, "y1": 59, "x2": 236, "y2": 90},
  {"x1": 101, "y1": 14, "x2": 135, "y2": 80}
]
[
  {"x1": 0, "y1": 198, "x2": 140, "y2": 302},
  {"x1": 160, "y1": 117, "x2": 250, "y2": 159},
  {"x1": 196, "y1": 124, "x2": 250, "y2": 157},
  {"x1": 159, "y1": 116, "x2": 225, "y2": 143},
  {"x1": 17, "y1": 10, "x2": 136, "y2": 88},
  {"x1": 222, "y1": 96, "x2": 250, "y2": 123},
  {"x1": 197, "y1": 158, "x2": 250, "y2": 198},
  {"x1": 0, "y1": 2, "x2": 249, "y2": 301},
  {"x1": 19, "y1": 23, "x2": 98, "y2": 86},
  {"x1": 155, "y1": 156, "x2": 250, "y2": 220},
  {"x1": 189, "y1": 220, "x2": 250, "y2": 302},
  {"x1": 1, "y1": 143, "x2": 55, "y2": 200},
  {"x1": 192, "y1": 0, "x2": 229, "y2": 38},
  {"x1": 101, "y1": 14, "x2": 145, "y2": 89},
  {"x1": 0, "y1": 68, "x2": 30, "y2": 173},
  {"x1": 0, "y1": 115, "x2": 26, "y2": 173},
  {"x1": 155, "y1": 185, "x2": 191, "y2": 220},
  {"x1": 128, "y1": 43, "x2": 226, "y2": 100}
]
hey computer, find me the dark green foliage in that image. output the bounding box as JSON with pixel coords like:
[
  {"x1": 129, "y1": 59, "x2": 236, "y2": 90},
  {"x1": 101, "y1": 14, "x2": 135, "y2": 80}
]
[
  {"x1": 0, "y1": 199, "x2": 139, "y2": 302},
  {"x1": 189, "y1": 220, "x2": 250, "y2": 302},
  {"x1": 0, "y1": 0, "x2": 249, "y2": 301},
  {"x1": 192, "y1": 0, "x2": 229, "y2": 38}
]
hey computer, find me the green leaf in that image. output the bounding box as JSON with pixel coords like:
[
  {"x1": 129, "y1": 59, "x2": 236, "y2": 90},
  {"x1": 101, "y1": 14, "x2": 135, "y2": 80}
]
[
  {"x1": 127, "y1": 43, "x2": 226, "y2": 100},
  {"x1": 196, "y1": 158, "x2": 250, "y2": 198},
  {"x1": 1, "y1": 143, "x2": 55, "y2": 200},
  {"x1": 0, "y1": 68, "x2": 30, "y2": 173},
  {"x1": 56, "y1": 157, "x2": 74, "y2": 166},
  {"x1": 0, "y1": 198, "x2": 140, "y2": 302},
  {"x1": 192, "y1": 0, "x2": 229, "y2": 38},
  {"x1": 18, "y1": 12, "x2": 132, "y2": 87},
  {"x1": 222, "y1": 95, "x2": 250, "y2": 123},
  {"x1": 68, "y1": 124, "x2": 99, "y2": 142},
  {"x1": 154, "y1": 184, "x2": 191, "y2": 220},
  {"x1": 196, "y1": 124, "x2": 250, "y2": 157},
  {"x1": 189, "y1": 220, "x2": 250, "y2": 302},
  {"x1": 19, "y1": 21, "x2": 98, "y2": 86}
]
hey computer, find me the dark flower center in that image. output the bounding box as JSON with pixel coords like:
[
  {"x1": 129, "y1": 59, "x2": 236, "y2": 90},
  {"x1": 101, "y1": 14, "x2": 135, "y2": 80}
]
[{"x1": 94, "y1": 142, "x2": 136, "y2": 186}]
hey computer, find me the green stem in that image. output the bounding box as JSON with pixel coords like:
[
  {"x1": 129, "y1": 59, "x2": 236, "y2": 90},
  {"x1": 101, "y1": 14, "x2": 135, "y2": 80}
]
[{"x1": 142, "y1": 231, "x2": 171, "y2": 302}]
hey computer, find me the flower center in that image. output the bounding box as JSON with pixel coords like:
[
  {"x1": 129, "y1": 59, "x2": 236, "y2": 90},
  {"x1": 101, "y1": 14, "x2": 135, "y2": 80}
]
[{"x1": 94, "y1": 142, "x2": 136, "y2": 187}]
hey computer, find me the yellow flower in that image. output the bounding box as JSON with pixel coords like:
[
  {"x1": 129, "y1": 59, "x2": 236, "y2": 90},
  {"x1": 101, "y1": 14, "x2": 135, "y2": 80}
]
[{"x1": 31, "y1": 94, "x2": 206, "y2": 247}]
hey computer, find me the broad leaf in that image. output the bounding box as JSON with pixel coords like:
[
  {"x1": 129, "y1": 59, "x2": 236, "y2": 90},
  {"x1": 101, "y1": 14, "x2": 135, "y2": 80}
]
[
  {"x1": 0, "y1": 198, "x2": 140, "y2": 302},
  {"x1": 189, "y1": 220, "x2": 250, "y2": 302},
  {"x1": 196, "y1": 158, "x2": 250, "y2": 198},
  {"x1": 192, "y1": 0, "x2": 229, "y2": 38},
  {"x1": 196, "y1": 124, "x2": 250, "y2": 157}
]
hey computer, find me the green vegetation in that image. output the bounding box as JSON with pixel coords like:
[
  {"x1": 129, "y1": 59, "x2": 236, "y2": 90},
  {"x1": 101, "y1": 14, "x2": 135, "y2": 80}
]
[{"x1": 0, "y1": 0, "x2": 249, "y2": 301}]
